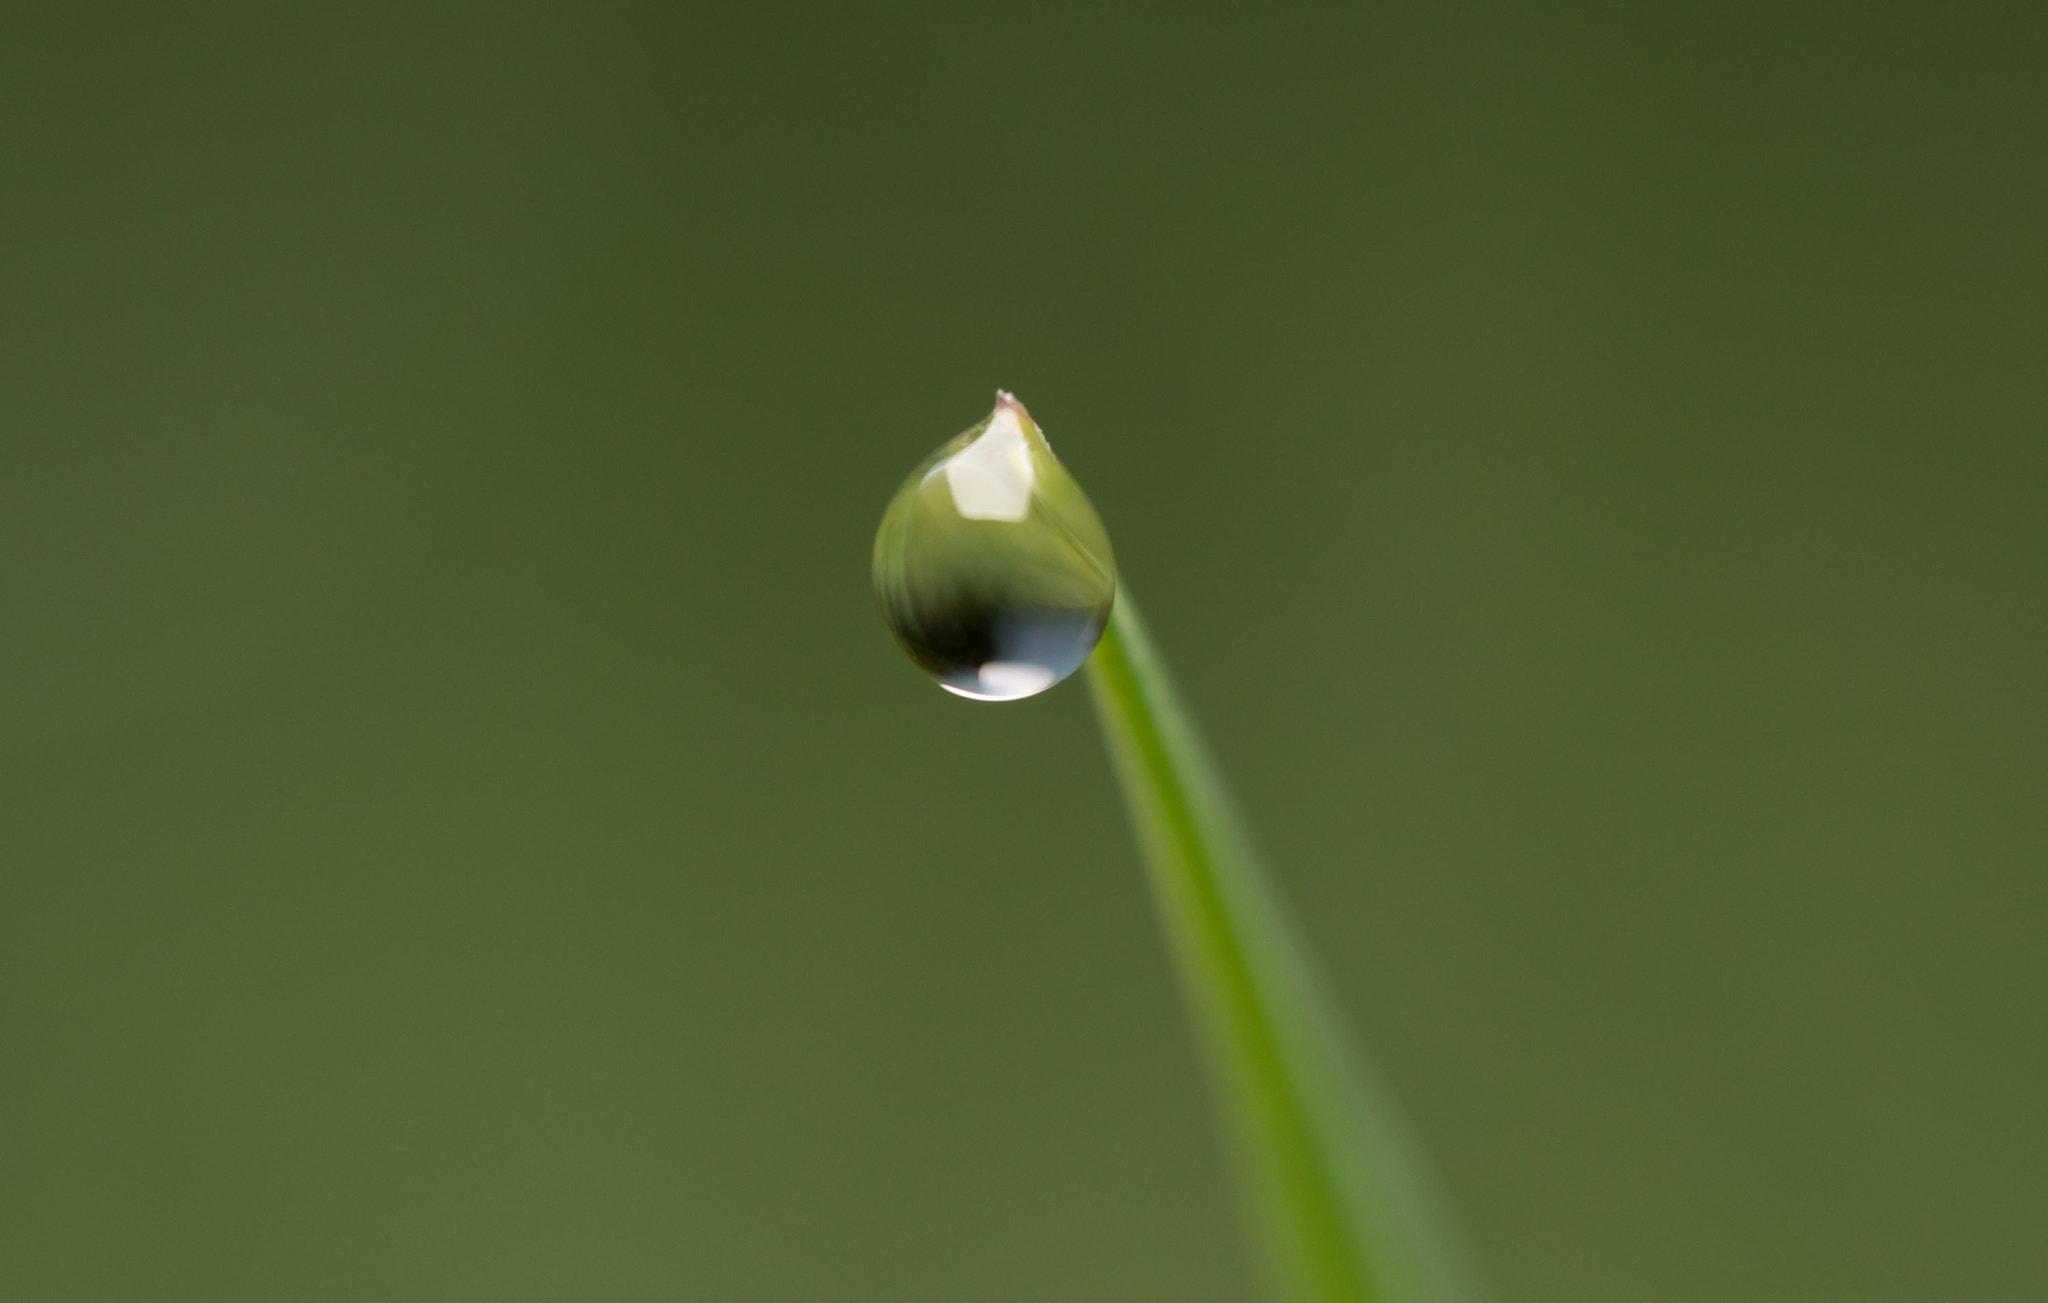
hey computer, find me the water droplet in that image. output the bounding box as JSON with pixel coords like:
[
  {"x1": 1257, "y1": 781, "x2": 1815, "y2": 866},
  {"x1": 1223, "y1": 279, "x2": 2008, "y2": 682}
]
[{"x1": 873, "y1": 392, "x2": 1117, "y2": 701}]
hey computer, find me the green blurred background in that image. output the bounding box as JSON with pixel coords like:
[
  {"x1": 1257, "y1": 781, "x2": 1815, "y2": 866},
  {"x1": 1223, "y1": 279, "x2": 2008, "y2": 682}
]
[{"x1": 3, "y1": 3, "x2": 2043, "y2": 1300}]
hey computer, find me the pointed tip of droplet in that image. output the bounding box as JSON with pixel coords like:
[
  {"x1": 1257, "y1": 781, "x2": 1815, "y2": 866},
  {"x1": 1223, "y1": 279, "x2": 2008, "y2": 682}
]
[{"x1": 992, "y1": 389, "x2": 1046, "y2": 444}]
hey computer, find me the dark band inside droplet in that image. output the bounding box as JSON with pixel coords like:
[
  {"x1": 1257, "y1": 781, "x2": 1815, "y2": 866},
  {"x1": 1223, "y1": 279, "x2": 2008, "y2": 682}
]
[{"x1": 892, "y1": 598, "x2": 1108, "y2": 699}]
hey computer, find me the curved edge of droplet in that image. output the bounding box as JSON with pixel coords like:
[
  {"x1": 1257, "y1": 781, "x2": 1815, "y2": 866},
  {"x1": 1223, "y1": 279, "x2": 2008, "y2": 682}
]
[{"x1": 939, "y1": 660, "x2": 1060, "y2": 701}]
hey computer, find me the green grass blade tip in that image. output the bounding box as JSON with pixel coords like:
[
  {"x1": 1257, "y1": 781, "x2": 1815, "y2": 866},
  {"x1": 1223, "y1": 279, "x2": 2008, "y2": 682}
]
[{"x1": 1084, "y1": 591, "x2": 1489, "y2": 1303}]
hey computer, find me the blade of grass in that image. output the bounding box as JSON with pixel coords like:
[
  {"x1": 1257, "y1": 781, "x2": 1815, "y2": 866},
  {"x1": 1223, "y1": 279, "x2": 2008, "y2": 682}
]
[{"x1": 1085, "y1": 592, "x2": 1488, "y2": 1303}]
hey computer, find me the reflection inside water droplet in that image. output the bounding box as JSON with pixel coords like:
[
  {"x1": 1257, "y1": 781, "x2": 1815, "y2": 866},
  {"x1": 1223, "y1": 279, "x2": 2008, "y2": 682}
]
[
  {"x1": 942, "y1": 402, "x2": 1035, "y2": 521},
  {"x1": 873, "y1": 392, "x2": 1116, "y2": 701},
  {"x1": 944, "y1": 661, "x2": 1057, "y2": 701}
]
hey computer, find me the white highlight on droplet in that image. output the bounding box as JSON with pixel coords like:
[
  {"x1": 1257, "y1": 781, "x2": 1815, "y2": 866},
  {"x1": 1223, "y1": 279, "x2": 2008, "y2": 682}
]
[
  {"x1": 940, "y1": 661, "x2": 1059, "y2": 701},
  {"x1": 944, "y1": 403, "x2": 1034, "y2": 522}
]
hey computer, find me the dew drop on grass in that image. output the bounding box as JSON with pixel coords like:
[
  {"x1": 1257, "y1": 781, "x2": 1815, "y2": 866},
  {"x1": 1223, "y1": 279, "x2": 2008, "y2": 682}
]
[{"x1": 873, "y1": 391, "x2": 1117, "y2": 701}]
